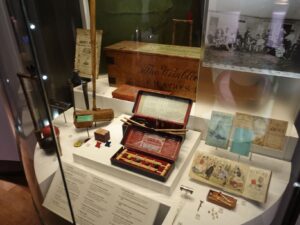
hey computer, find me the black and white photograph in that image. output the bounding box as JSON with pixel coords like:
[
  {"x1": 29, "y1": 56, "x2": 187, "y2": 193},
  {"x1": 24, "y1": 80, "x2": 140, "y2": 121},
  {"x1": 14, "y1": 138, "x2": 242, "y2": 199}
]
[{"x1": 203, "y1": 10, "x2": 300, "y2": 77}]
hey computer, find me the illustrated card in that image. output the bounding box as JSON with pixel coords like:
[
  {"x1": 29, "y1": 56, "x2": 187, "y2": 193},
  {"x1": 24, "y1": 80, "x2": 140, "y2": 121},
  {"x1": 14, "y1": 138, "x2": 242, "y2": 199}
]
[
  {"x1": 224, "y1": 162, "x2": 248, "y2": 194},
  {"x1": 190, "y1": 153, "x2": 218, "y2": 180},
  {"x1": 205, "y1": 111, "x2": 234, "y2": 149},
  {"x1": 189, "y1": 152, "x2": 272, "y2": 203},
  {"x1": 243, "y1": 167, "x2": 272, "y2": 203},
  {"x1": 209, "y1": 158, "x2": 232, "y2": 187}
]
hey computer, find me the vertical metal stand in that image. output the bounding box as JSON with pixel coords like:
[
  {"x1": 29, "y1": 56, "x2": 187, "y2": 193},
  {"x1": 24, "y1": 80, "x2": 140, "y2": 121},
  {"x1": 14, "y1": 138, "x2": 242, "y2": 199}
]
[
  {"x1": 86, "y1": 128, "x2": 90, "y2": 138},
  {"x1": 249, "y1": 152, "x2": 253, "y2": 161},
  {"x1": 62, "y1": 112, "x2": 67, "y2": 123},
  {"x1": 172, "y1": 19, "x2": 193, "y2": 46},
  {"x1": 20, "y1": 0, "x2": 76, "y2": 223}
]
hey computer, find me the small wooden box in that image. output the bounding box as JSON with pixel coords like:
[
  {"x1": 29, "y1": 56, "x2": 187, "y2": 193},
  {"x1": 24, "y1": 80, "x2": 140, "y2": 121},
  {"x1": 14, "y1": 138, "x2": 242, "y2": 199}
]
[
  {"x1": 124, "y1": 90, "x2": 192, "y2": 134},
  {"x1": 94, "y1": 128, "x2": 110, "y2": 142},
  {"x1": 207, "y1": 190, "x2": 237, "y2": 210},
  {"x1": 105, "y1": 41, "x2": 202, "y2": 101}
]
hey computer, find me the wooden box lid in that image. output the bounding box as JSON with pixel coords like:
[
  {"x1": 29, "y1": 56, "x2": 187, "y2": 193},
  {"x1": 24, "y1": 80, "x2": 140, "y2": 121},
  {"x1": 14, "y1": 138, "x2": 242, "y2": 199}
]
[
  {"x1": 104, "y1": 41, "x2": 201, "y2": 59},
  {"x1": 112, "y1": 84, "x2": 171, "y2": 102},
  {"x1": 132, "y1": 90, "x2": 192, "y2": 127},
  {"x1": 121, "y1": 126, "x2": 183, "y2": 162}
]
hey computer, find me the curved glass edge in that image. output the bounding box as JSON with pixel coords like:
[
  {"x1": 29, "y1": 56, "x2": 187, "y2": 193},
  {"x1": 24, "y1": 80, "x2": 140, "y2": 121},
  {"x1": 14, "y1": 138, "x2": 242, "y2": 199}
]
[{"x1": 5, "y1": 0, "x2": 299, "y2": 225}]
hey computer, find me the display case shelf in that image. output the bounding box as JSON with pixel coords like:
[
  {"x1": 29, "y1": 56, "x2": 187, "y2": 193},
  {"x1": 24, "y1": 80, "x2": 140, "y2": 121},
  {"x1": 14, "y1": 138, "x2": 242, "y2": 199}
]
[
  {"x1": 73, "y1": 75, "x2": 298, "y2": 161},
  {"x1": 33, "y1": 105, "x2": 292, "y2": 225}
]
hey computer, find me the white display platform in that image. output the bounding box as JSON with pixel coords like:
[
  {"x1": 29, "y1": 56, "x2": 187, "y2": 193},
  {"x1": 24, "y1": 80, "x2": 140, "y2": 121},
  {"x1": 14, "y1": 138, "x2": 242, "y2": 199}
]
[
  {"x1": 73, "y1": 114, "x2": 201, "y2": 195},
  {"x1": 33, "y1": 86, "x2": 293, "y2": 225},
  {"x1": 161, "y1": 143, "x2": 291, "y2": 225},
  {"x1": 34, "y1": 107, "x2": 291, "y2": 225}
]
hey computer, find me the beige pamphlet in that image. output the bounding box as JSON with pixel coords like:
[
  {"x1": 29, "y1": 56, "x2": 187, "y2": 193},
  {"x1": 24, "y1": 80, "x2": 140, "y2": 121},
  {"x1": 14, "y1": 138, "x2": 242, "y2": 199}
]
[
  {"x1": 263, "y1": 119, "x2": 288, "y2": 150},
  {"x1": 74, "y1": 28, "x2": 102, "y2": 78}
]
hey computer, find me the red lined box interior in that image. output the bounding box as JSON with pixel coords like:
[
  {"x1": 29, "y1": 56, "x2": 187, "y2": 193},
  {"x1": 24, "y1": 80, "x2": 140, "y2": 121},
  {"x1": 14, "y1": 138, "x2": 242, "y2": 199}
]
[{"x1": 111, "y1": 126, "x2": 183, "y2": 181}]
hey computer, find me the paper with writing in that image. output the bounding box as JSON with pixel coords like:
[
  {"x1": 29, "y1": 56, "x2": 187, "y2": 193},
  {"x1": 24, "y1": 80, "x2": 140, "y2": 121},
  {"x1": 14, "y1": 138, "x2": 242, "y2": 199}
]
[
  {"x1": 234, "y1": 112, "x2": 288, "y2": 151},
  {"x1": 263, "y1": 119, "x2": 288, "y2": 150},
  {"x1": 137, "y1": 94, "x2": 189, "y2": 124},
  {"x1": 74, "y1": 28, "x2": 102, "y2": 78},
  {"x1": 43, "y1": 162, "x2": 160, "y2": 225}
]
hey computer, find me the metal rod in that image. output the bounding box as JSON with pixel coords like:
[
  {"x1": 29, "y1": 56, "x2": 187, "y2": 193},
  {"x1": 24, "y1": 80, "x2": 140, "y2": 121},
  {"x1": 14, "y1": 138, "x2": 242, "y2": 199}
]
[
  {"x1": 82, "y1": 81, "x2": 89, "y2": 109},
  {"x1": 20, "y1": 1, "x2": 76, "y2": 223},
  {"x1": 17, "y1": 73, "x2": 39, "y2": 130},
  {"x1": 68, "y1": 79, "x2": 76, "y2": 112}
]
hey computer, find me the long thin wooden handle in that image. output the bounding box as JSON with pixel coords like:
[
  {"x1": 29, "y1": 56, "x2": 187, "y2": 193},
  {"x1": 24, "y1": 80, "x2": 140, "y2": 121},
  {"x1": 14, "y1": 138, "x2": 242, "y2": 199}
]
[
  {"x1": 122, "y1": 117, "x2": 187, "y2": 135},
  {"x1": 154, "y1": 128, "x2": 188, "y2": 132},
  {"x1": 89, "y1": 0, "x2": 97, "y2": 110}
]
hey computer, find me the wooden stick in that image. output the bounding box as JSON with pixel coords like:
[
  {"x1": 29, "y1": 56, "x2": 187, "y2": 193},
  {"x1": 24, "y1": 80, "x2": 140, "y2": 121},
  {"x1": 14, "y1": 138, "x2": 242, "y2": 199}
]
[
  {"x1": 122, "y1": 117, "x2": 186, "y2": 135},
  {"x1": 123, "y1": 117, "x2": 147, "y2": 128},
  {"x1": 161, "y1": 164, "x2": 171, "y2": 176},
  {"x1": 117, "y1": 149, "x2": 127, "y2": 160},
  {"x1": 122, "y1": 158, "x2": 158, "y2": 172},
  {"x1": 125, "y1": 152, "x2": 168, "y2": 168},
  {"x1": 123, "y1": 117, "x2": 187, "y2": 132},
  {"x1": 154, "y1": 128, "x2": 188, "y2": 132},
  {"x1": 89, "y1": 0, "x2": 97, "y2": 110},
  {"x1": 120, "y1": 119, "x2": 132, "y2": 125},
  {"x1": 215, "y1": 196, "x2": 233, "y2": 207},
  {"x1": 218, "y1": 192, "x2": 234, "y2": 203},
  {"x1": 168, "y1": 131, "x2": 186, "y2": 135}
]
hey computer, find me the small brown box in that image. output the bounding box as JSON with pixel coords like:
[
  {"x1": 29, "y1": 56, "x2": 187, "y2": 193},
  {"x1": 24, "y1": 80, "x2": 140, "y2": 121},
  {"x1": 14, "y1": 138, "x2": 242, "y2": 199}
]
[
  {"x1": 207, "y1": 190, "x2": 237, "y2": 210},
  {"x1": 94, "y1": 128, "x2": 110, "y2": 142}
]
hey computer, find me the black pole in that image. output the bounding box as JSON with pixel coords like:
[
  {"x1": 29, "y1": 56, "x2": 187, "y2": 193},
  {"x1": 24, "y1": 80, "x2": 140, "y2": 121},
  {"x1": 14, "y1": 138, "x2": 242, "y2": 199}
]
[
  {"x1": 19, "y1": 0, "x2": 76, "y2": 224},
  {"x1": 282, "y1": 181, "x2": 300, "y2": 225}
]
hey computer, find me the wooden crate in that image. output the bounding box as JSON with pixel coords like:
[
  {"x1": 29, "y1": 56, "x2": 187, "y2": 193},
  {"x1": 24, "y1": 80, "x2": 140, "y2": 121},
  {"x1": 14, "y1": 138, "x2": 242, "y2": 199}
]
[{"x1": 104, "y1": 41, "x2": 202, "y2": 100}]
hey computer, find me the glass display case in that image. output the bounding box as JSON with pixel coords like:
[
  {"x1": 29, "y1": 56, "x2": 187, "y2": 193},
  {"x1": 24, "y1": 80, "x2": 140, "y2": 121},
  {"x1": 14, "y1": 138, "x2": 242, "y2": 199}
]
[{"x1": 1, "y1": 0, "x2": 299, "y2": 225}]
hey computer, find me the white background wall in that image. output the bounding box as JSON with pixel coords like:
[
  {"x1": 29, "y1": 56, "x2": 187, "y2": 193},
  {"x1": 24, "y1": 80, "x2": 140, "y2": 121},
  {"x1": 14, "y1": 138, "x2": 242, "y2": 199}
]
[{"x1": 209, "y1": 0, "x2": 300, "y2": 19}]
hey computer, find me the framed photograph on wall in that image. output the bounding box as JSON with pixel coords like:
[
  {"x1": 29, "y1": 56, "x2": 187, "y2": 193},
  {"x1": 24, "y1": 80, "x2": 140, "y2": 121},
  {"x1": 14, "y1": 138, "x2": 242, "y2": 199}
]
[{"x1": 202, "y1": 1, "x2": 300, "y2": 78}]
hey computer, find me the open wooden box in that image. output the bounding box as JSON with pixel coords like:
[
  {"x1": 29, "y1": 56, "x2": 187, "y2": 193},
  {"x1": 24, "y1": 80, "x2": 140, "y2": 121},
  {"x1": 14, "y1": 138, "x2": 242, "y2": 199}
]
[
  {"x1": 123, "y1": 90, "x2": 193, "y2": 134},
  {"x1": 111, "y1": 91, "x2": 193, "y2": 181}
]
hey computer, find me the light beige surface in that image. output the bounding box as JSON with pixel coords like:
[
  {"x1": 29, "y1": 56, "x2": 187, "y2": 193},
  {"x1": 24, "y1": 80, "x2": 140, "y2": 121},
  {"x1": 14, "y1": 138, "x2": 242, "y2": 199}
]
[{"x1": 105, "y1": 41, "x2": 202, "y2": 59}]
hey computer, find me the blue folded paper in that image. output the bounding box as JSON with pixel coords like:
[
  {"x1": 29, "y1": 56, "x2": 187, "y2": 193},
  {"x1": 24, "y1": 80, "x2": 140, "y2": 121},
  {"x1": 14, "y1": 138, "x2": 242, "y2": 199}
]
[{"x1": 230, "y1": 127, "x2": 253, "y2": 156}]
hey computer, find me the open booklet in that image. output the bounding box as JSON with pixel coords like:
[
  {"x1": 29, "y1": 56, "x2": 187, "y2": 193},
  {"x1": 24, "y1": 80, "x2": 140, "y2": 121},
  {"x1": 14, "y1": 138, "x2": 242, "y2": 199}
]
[{"x1": 189, "y1": 152, "x2": 272, "y2": 203}]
